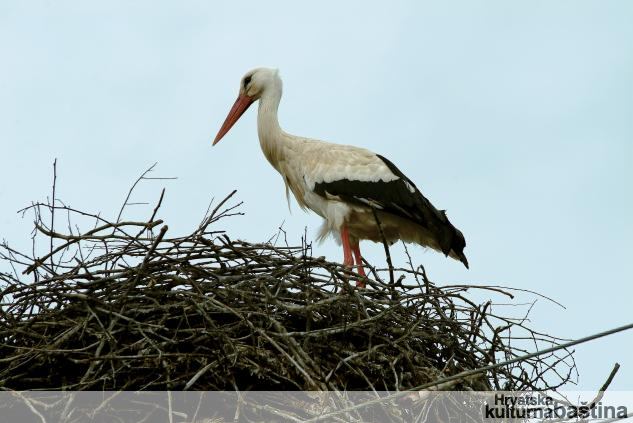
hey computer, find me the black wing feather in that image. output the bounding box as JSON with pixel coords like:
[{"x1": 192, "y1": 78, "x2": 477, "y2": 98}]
[{"x1": 312, "y1": 154, "x2": 467, "y2": 266}]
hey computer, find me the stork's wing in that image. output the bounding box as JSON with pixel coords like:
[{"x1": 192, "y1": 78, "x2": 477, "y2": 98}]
[{"x1": 312, "y1": 154, "x2": 468, "y2": 266}]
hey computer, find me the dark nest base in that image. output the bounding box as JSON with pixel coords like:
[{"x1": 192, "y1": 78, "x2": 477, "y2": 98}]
[{"x1": 0, "y1": 191, "x2": 575, "y2": 392}]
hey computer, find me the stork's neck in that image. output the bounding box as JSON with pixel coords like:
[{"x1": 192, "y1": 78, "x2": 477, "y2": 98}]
[{"x1": 257, "y1": 88, "x2": 286, "y2": 170}]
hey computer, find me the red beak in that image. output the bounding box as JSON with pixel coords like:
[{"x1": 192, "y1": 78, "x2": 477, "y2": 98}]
[{"x1": 213, "y1": 94, "x2": 255, "y2": 145}]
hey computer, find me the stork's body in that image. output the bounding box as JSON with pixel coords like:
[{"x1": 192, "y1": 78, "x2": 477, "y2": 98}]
[{"x1": 214, "y1": 68, "x2": 468, "y2": 287}]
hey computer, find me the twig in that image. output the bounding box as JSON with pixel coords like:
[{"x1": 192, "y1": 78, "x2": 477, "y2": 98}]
[
  {"x1": 370, "y1": 207, "x2": 394, "y2": 287},
  {"x1": 50, "y1": 158, "x2": 57, "y2": 272}
]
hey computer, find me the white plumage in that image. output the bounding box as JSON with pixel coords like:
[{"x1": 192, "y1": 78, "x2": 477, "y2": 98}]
[{"x1": 213, "y1": 68, "x2": 468, "y2": 287}]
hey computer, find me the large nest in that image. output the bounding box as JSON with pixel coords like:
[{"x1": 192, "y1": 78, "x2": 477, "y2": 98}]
[{"x1": 0, "y1": 186, "x2": 576, "y2": 393}]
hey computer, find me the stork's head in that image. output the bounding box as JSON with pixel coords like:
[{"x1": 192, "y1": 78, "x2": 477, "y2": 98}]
[{"x1": 213, "y1": 67, "x2": 281, "y2": 145}]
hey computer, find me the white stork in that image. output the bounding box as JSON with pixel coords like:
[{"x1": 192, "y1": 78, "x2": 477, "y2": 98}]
[{"x1": 213, "y1": 68, "x2": 468, "y2": 288}]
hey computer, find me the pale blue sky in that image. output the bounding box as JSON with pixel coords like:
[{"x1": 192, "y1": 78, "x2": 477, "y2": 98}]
[{"x1": 1, "y1": 1, "x2": 632, "y2": 391}]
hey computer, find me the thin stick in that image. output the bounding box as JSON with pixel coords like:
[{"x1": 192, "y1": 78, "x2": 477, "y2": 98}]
[
  {"x1": 50, "y1": 158, "x2": 57, "y2": 271},
  {"x1": 371, "y1": 207, "x2": 394, "y2": 286}
]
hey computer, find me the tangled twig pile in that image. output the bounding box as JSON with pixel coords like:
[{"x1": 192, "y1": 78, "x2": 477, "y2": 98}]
[{"x1": 0, "y1": 187, "x2": 576, "y2": 393}]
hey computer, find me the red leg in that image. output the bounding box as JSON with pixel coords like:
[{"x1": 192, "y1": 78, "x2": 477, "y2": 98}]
[
  {"x1": 340, "y1": 225, "x2": 353, "y2": 268},
  {"x1": 339, "y1": 225, "x2": 353, "y2": 293},
  {"x1": 351, "y1": 241, "x2": 366, "y2": 288}
]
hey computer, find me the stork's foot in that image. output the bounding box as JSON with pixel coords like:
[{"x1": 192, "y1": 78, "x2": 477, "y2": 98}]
[
  {"x1": 355, "y1": 267, "x2": 366, "y2": 288},
  {"x1": 338, "y1": 270, "x2": 367, "y2": 293},
  {"x1": 352, "y1": 243, "x2": 367, "y2": 289}
]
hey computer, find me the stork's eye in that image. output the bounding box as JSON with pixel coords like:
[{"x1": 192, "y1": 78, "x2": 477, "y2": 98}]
[{"x1": 243, "y1": 76, "x2": 252, "y2": 88}]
